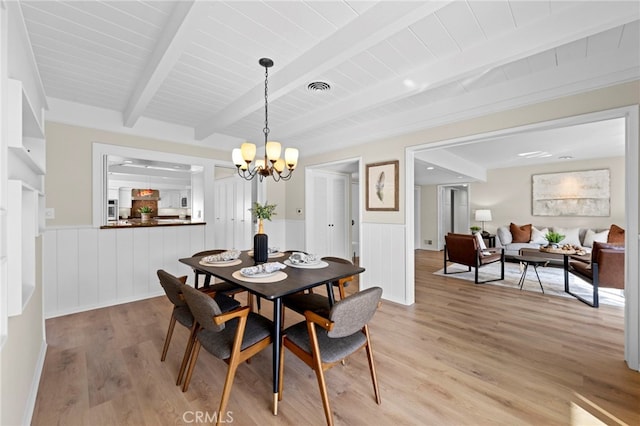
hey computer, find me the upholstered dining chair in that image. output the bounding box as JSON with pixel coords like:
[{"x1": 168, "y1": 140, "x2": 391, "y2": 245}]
[
  {"x1": 444, "y1": 233, "x2": 505, "y2": 284},
  {"x1": 191, "y1": 249, "x2": 254, "y2": 310},
  {"x1": 180, "y1": 284, "x2": 273, "y2": 426},
  {"x1": 282, "y1": 255, "x2": 354, "y2": 321},
  {"x1": 157, "y1": 269, "x2": 240, "y2": 385},
  {"x1": 321, "y1": 256, "x2": 354, "y2": 300},
  {"x1": 278, "y1": 286, "x2": 383, "y2": 426}
]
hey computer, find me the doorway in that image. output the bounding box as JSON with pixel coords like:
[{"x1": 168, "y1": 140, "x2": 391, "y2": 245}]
[
  {"x1": 437, "y1": 184, "x2": 470, "y2": 249},
  {"x1": 305, "y1": 158, "x2": 361, "y2": 260}
]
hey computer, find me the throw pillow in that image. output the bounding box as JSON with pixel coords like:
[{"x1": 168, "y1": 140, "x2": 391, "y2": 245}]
[
  {"x1": 497, "y1": 226, "x2": 512, "y2": 245},
  {"x1": 583, "y1": 229, "x2": 609, "y2": 248},
  {"x1": 475, "y1": 232, "x2": 487, "y2": 250},
  {"x1": 607, "y1": 224, "x2": 625, "y2": 245},
  {"x1": 510, "y1": 223, "x2": 531, "y2": 243},
  {"x1": 530, "y1": 226, "x2": 549, "y2": 245},
  {"x1": 554, "y1": 227, "x2": 581, "y2": 246}
]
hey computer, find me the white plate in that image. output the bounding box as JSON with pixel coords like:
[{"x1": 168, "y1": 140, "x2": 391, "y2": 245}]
[
  {"x1": 248, "y1": 251, "x2": 283, "y2": 258},
  {"x1": 203, "y1": 258, "x2": 237, "y2": 265},
  {"x1": 240, "y1": 270, "x2": 277, "y2": 278},
  {"x1": 285, "y1": 259, "x2": 320, "y2": 266},
  {"x1": 284, "y1": 259, "x2": 328, "y2": 269}
]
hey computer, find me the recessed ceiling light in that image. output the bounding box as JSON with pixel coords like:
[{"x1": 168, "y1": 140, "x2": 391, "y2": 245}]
[
  {"x1": 518, "y1": 151, "x2": 553, "y2": 159},
  {"x1": 559, "y1": 155, "x2": 574, "y2": 160},
  {"x1": 426, "y1": 166, "x2": 434, "y2": 170}
]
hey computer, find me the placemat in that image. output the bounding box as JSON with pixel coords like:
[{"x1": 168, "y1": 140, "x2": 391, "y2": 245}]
[
  {"x1": 283, "y1": 260, "x2": 329, "y2": 269},
  {"x1": 247, "y1": 251, "x2": 285, "y2": 259},
  {"x1": 199, "y1": 259, "x2": 242, "y2": 267},
  {"x1": 231, "y1": 270, "x2": 287, "y2": 283}
]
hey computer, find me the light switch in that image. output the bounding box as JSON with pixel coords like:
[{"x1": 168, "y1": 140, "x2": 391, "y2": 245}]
[{"x1": 45, "y1": 208, "x2": 55, "y2": 219}]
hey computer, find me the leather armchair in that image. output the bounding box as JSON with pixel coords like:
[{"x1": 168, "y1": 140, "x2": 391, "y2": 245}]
[
  {"x1": 568, "y1": 241, "x2": 624, "y2": 307},
  {"x1": 444, "y1": 233, "x2": 505, "y2": 284}
]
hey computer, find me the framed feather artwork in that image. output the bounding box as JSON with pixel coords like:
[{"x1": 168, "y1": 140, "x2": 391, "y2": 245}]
[{"x1": 366, "y1": 160, "x2": 399, "y2": 211}]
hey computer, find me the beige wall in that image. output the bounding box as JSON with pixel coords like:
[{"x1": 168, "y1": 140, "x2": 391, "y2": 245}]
[
  {"x1": 471, "y1": 157, "x2": 625, "y2": 235},
  {"x1": 45, "y1": 122, "x2": 230, "y2": 226},
  {"x1": 419, "y1": 185, "x2": 438, "y2": 248},
  {"x1": 417, "y1": 156, "x2": 625, "y2": 247}
]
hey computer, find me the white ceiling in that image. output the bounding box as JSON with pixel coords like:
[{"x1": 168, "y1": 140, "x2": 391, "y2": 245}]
[{"x1": 19, "y1": 0, "x2": 640, "y2": 183}]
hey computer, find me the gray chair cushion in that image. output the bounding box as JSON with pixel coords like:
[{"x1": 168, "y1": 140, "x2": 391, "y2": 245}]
[
  {"x1": 197, "y1": 312, "x2": 273, "y2": 360},
  {"x1": 157, "y1": 269, "x2": 187, "y2": 307},
  {"x1": 182, "y1": 284, "x2": 224, "y2": 331},
  {"x1": 212, "y1": 294, "x2": 241, "y2": 313},
  {"x1": 174, "y1": 305, "x2": 194, "y2": 328},
  {"x1": 282, "y1": 293, "x2": 330, "y2": 317},
  {"x1": 329, "y1": 287, "x2": 382, "y2": 338},
  {"x1": 284, "y1": 321, "x2": 366, "y2": 364}
]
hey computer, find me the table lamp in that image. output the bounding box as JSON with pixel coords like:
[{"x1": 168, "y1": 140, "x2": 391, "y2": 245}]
[{"x1": 475, "y1": 209, "x2": 492, "y2": 237}]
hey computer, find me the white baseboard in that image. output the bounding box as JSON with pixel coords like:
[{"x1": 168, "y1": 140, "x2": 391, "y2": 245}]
[{"x1": 23, "y1": 339, "x2": 47, "y2": 426}]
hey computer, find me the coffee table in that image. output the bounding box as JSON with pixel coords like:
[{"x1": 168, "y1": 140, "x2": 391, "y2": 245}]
[{"x1": 513, "y1": 255, "x2": 548, "y2": 293}]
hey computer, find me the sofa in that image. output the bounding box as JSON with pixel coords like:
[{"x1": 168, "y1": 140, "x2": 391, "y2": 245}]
[{"x1": 495, "y1": 223, "x2": 624, "y2": 261}]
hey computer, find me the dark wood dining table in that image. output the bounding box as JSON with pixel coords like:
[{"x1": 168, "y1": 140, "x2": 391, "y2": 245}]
[{"x1": 179, "y1": 250, "x2": 365, "y2": 414}]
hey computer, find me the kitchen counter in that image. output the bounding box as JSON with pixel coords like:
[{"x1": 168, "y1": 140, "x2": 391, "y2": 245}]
[{"x1": 100, "y1": 218, "x2": 206, "y2": 229}]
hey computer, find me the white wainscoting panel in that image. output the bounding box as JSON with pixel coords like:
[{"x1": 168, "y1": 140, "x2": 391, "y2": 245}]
[
  {"x1": 361, "y1": 223, "x2": 411, "y2": 305},
  {"x1": 43, "y1": 225, "x2": 208, "y2": 318}
]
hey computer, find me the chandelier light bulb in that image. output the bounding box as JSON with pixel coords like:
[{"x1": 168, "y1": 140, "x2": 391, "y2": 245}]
[
  {"x1": 266, "y1": 141, "x2": 281, "y2": 162},
  {"x1": 241, "y1": 142, "x2": 256, "y2": 163},
  {"x1": 285, "y1": 148, "x2": 299, "y2": 169}
]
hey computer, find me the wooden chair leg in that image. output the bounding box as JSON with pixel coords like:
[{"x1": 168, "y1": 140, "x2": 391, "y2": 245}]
[
  {"x1": 177, "y1": 323, "x2": 198, "y2": 386},
  {"x1": 313, "y1": 360, "x2": 332, "y2": 426},
  {"x1": 308, "y1": 322, "x2": 333, "y2": 426},
  {"x1": 216, "y1": 361, "x2": 239, "y2": 426},
  {"x1": 182, "y1": 340, "x2": 201, "y2": 392},
  {"x1": 161, "y1": 315, "x2": 177, "y2": 361},
  {"x1": 364, "y1": 326, "x2": 381, "y2": 404}
]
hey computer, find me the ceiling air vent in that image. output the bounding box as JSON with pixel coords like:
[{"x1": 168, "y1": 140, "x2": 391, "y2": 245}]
[{"x1": 307, "y1": 81, "x2": 331, "y2": 92}]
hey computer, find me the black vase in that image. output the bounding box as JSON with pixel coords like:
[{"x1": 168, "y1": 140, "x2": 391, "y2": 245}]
[{"x1": 254, "y1": 232, "x2": 268, "y2": 264}]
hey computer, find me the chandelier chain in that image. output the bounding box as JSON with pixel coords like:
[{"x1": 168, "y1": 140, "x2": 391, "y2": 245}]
[{"x1": 263, "y1": 65, "x2": 269, "y2": 140}]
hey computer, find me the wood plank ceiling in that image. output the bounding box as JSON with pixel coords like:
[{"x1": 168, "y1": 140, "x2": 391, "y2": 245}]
[{"x1": 19, "y1": 1, "x2": 640, "y2": 167}]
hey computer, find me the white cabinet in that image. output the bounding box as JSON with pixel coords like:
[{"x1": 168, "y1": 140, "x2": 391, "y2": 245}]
[
  {"x1": 307, "y1": 171, "x2": 350, "y2": 259},
  {"x1": 213, "y1": 177, "x2": 252, "y2": 250}
]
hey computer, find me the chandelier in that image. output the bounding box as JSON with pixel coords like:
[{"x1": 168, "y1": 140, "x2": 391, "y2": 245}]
[{"x1": 232, "y1": 58, "x2": 299, "y2": 182}]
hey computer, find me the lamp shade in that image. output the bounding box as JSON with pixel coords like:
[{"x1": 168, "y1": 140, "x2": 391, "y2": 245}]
[{"x1": 475, "y1": 209, "x2": 492, "y2": 222}]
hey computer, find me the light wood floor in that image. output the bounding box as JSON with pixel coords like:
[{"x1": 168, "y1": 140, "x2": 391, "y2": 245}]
[{"x1": 33, "y1": 250, "x2": 639, "y2": 425}]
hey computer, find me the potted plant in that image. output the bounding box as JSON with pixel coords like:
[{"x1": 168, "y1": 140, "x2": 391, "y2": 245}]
[
  {"x1": 249, "y1": 202, "x2": 277, "y2": 233},
  {"x1": 544, "y1": 231, "x2": 564, "y2": 248},
  {"x1": 470, "y1": 226, "x2": 482, "y2": 234},
  {"x1": 249, "y1": 202, "x2": 276, "y2": 264},
  {"x1": 138, "y1": 205, "x2": 153, "y2": 222}
]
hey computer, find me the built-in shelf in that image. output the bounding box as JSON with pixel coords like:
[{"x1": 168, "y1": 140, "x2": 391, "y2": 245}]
[
  {"x1": 7, "y1": 180, "x2": 39, "y2": 316},
  {"x1": 8, "y1": 79, "x2": 45, "y2": 176}
]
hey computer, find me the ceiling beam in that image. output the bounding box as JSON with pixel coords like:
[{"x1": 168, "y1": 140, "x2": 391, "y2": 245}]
[
  {"x1": 193, "y1": 0, "x2": 455, "y2": 140},
  {"x1": 278, "y1": 1, "x2": 639, "y2": 140},
  {"x1": 122, "y1": 0, "x2": 205, "y2": 128}
]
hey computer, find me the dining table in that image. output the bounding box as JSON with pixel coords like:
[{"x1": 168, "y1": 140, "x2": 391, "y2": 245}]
[{"x1": 179, "y1": 250, "x2": 365, "y2": 415}]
